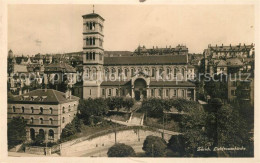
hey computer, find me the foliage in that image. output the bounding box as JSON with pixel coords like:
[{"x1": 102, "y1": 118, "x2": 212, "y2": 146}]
[
  {"x1": 123, "y1": 97, "x2": 135, "y2": 111},
  {"x1": 31, "y1": 133, "x2": 45, "y2": 146},
  {"x1": 71, "y1": 115, "x2": 84, "y2": 132},
  {"x1": 7, "y1": 117, "x2": 27, "y2": 149},
  {"x1": 142, "y1": 135, "x2": 167, "y2": 157},
  {"x1": 167, "y1": 135, "x2": 186, "y2": 156},
  {"x1": 60, "y1": 123, "x2": 77, "y2": 142},
  {"x1": 140, "y1": 98, "x2": 199, "y2": 118},
  {"x1": 179, "y1": 105, "x2": 209, "y2": 156},
  {"x1": 107, "y1": 143, "x2": 136, "y2": 157},
  {"x1": 204, "y1": 74, "x2": 228, "y2": 100},
  {"x1": 106, "y1": 97, "x2": 124, "y2": 111},
  {"x1": 78, "y1": 98, "x2": 108, "y2": 125}
]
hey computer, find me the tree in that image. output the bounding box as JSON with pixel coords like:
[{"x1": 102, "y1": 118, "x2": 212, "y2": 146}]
[
  {"x1": 204, "y1": 74, "x2": 228, "y2": 100},
  {"x1": 60, "y1": 123, "x2": 77, "y2": 141},
  {"x1": 33, "y1": 133, "x2": 45, "y2": 146},
  {"x1": 179, "y1": 104, "x2": 210, "y2": 156},
  {"x1": 107, "y1": 143, "x2": 136, "y2": 157},
  {"x1": 142, "y1": 135, "x2": 167, "y2": 157},
  {"x1": 7, "y1": 117, "x2": 27, "y2": 149},
  {"x1": 78, "y1": 98, "x2": 108, "y2": 125},
  {"x1": 167, "y1": 134, "x2": 185, "y2": 156},
  {"x1": 123, "y1": 97, "x2": 135, "y2": 111},
  {"x1": 106, "y1": 97, "x2": 124, "y2": 111}
]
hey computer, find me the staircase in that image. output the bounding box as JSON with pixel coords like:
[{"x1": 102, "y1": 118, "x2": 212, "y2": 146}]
[{"x1": 127, "y1": 101, "x2": 144, "y2": 126}]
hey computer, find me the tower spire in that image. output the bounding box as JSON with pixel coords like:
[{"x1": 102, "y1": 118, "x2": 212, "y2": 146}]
[{"x1": 93, "y1": 5, "x2": 95, "y2": 13}]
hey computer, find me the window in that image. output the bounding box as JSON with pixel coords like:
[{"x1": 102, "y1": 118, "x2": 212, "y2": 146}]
[
  {"x1": 102, "y1": 89, "x2": 105, "y2": 96},
  {"x1": 131, "y1": 69, "x2": 134, "y2": 76},
  {"x1": 12, "y1": 106, "x2": 15, "y2": 112},
  {"x1": 31, "y1": 107, "x2": 34, "y2": 113},
  {"x1": 151, "y1": 89, "x2": 154, "y2": 96},
  {"x1": 152, "y1": 69, "x2": 155, "y2": 77},
  {"x1": 49, "y1": 118, "x2": 53, "y2": 125},
  {"x1": 21, "y1": 117, "x2": 24, "y2": 120},
  {"x1": 159, "y1": 89, "x2": 163, "y2": 97},
  {"x1": 173, "y1": 90, "x2": 177, "y2": 97},
  {"x1": 90, "y1": 52, "x2": 93, "y2": 60},
  {"x1": 40, "y1": 118, "x2": 43, "y2": 124},
  {"x1": 50, "y1": 108, "x2": 53, "y2": 114},
  {"x1": 93, "y1": 52, "x2": 96, "y2": 60},
  {"x1": 62, "y1": 107, "x2": 65, "y2": 113},
  {"x1": 30, "y1": 118, "x2": 34, "y2": 124},
  {"x1": 48, "y1": 129, "x2": 54, "y2": 139},
  {"x1": 40, "y1": 107, "x2": 43, "y2": 114},
  {"x1": 174, "y1": 68, "x2": 177, "y2": 78},
  {"x1": 116, "y1": 89, "x2": 119, "y2": 96},
  {"x1": 182, "y1": 90, "x2": 185, "y2": 97},
  {"x1": 108, "y1": 89, "x2": 112, "y2": 96},
  {"x1": 62, "y1": 117, "x2": 65, "y2": 123},
  {"x1": 21, "y1": 106, "x2": 25, "y2": 113},
  {"x1": 68, "y1": 105, "x2": 71, "y2": 112},
  {"x1": 90, "y1": 89, "x2": 92, "y2": 95},
  {"x1": 118, "y1": 69, "x2": 121, "y2": 77},
  {"x1": 86, "y1": 53, "x2": 89, "y2": 60},
  {"x1": 93, "y1": 37, "x2": 95, "y2": 45},
  {"x1": 166, "y1": 89, "x2": 169, "y2": 97},
  {"x1": 124, "y1": 69, "x2": 128, "y2": 77},
  {"x1": 181, "y1": 68, "x2": 185, "y2": 77}
]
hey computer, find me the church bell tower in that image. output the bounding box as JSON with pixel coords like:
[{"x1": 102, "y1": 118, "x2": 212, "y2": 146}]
[{"x1": 82, "y1": 7, "x2": 105, "y2": 99}]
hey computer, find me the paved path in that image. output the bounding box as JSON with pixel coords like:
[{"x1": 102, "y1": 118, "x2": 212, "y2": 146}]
[{"x1": 8, "y1": 152, "x2": 59, "y2": 157}]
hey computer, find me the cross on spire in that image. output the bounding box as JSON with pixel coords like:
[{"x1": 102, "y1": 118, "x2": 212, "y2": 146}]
[{"x1": 93, "y1": 5, "x2": 95, "y2": 13}]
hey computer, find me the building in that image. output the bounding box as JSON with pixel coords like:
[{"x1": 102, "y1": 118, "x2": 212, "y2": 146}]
[
  {"x1": 8, "y1": 89, "x2": 79, "y2": 142},
  {"x1": 82, "y1": 11, "x2": 196, "y2": 101}
]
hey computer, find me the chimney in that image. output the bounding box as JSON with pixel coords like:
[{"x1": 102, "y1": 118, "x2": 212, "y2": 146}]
[
  {"x1": 230, "y1": 44, "x2": 231, "y2": 47},
  {"x1": 216, "y1": 44, "x2": 217, "y2": 47},
  {"x1": 222, "y1": 44, "x2": 223, "y2": 47},
  {"x1": 169, "y1": 45, "x2": 171, "y2": 48},
  {"x1": 153, "y1": 46, "x2": 154, "y2": 49},
  {"x1": 208, "y1": 44, "x2": 211, "y2": 48}
]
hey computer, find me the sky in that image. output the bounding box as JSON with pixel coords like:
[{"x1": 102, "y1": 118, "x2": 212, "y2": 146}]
[{"x1": 8, "y1": 4, "x2": 255, "y2": 56}]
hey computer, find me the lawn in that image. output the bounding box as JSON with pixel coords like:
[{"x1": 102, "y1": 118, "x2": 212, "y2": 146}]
[{"x1": 144, "y1": 117, "x2": 180, "y2": 132}]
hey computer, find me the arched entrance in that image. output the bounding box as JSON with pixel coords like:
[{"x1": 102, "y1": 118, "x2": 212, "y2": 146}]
[
  {"x1": 134, "y1": 78, "x2": 147, "y2": 101},
  {"x1": 30, "y1": 128, "x2": 35, "y2": 140}
]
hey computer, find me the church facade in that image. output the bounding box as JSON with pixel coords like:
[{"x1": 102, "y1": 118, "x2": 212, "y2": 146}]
[{"x1": 82, "y1": 11, "x2": 196, "y2": 101}]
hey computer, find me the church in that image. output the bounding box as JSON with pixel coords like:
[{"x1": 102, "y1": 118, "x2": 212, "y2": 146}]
[{"x1": 82, "y1": 11, "x2": 196, "y2": 101}]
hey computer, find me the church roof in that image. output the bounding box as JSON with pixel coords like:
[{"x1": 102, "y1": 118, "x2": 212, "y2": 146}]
[
  {"x1": 149, "y1": 81, "x2": 195, "y2": 87},
  {"x1": 8, "y1": 89, "x2": 79, "y2": 104},
  {"x1": 104, "y1": 55, "x2": 188, "y2": 65}
]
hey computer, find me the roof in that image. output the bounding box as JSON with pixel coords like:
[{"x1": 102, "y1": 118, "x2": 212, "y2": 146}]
[
  {"x1": 217, "y1": 60, "x2": 227, "y2": 67},
  {"x1": 82, "y1": 13, "x2": 105, "y2": 21},
  {"x1": 8, "y1": 89, "x2": 79, "y2": 104},
  {"x1": 104, "y1": 55, "x2": 188, "y2": 65},
  {"x1": 226, "y1": 58, "x2": 243, "y2": 67},
  {"x1": 149, "y1": 81, "x2": 195, "y2": 87},
  {"x1": 44, "y1": 63, "x2": 76, "y2": 73}
]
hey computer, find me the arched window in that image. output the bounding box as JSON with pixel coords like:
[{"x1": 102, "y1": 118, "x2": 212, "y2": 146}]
[
  {"x1": 30, "y1": 117, "x2": 34, "y2": 124},
  {"x1": 48, "y1": 129, "x2": 54, "y2": 139},
  {"x1": 90, "y1": 37, "x2": 92, "y2": 45},
  {"x1": 62, "y1": 107, "x2": 65, "y2": 113},
  {"x1": 12, "y1": 106, "x2": 16, "y2": 112},
  {"x1": 31, "y1": 107, "x2": 34, "y2": 113},
  {"x1": 40, "y1": 107, "x2": 43, "y2": 114},
  {"x1": 174, "y1": 68, "x2": 177, "y2": 78},
  {"x1": 92, "y1": 68, "x2": 97, "y2": 80},
  {"x1": 167, "y1": 68, "x2": 171, "y2": 77},
  {"x1": 40, "y1": 118, "x2": 43, "y2": 124},
  {"x1": 50, "y1": 108, "x2": 53, "y2": 114},
  {"x1": 21, "y1": 117, "x2": 25, "y2": 120},
  {"x1": 124, "y1": 69, "x2": 128, "y2": 77},
  {"x1": 68, "y1": 105, "x2": 71, "y2": 111},
  {"x1": 105, "y1": 68, "x2": 109, "y2": 79},
  {"x1": 93, "y1": 37, "x2": 95, "y2": 45},
  {"x1": 54, "y1": 74, "x2": 59, "y2": 80},
  {"x1": 49, "y1": 118, "x2": 53, "y2": 125},
  {"x1": 182, "y1": 68, "x2": 185, "y2": 77},
  {"x1": 21, "y1": 106, "x2": 25, "y2": 113},
  {"x1": 93, "y1": 52, "x2": 95, "y2": 60},
  {"x1": 131, "y1": 69, "x2": 134, "y2": 76},
  {"x1": 30, "y1": 128, "x2": 35, "y2": 140},
  {"x1": 90, "y1": 22, "x2": 92, "y2": 30},
  {"x1": 152, "y1": 68, "x2": 155, "y2": 77},
  {"x1": 62, "y1": 117, "x2": 65, "y2": 123}
]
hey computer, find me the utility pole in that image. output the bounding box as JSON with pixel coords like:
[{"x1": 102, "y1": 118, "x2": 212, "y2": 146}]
[
  {"x1": 151, "y1": 144, "x2": 154, "y2": 157},
  {"x1": 114, "y1": 122, "x2": 117, "y2": 144},
  {"x1": 162, "y1": 113, "x2": 165, "y2": 139}
]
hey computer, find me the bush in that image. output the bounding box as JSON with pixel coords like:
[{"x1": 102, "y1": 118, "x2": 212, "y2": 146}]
[
  {"x1": 8, "y1": 117, "x2": 27, "y2": 149},
  {"x1": 167, "y1": 135, "x2": 185, "y2": 156},
  {"x1": 142, "y1": 135, "x2": 167, "y2": 157},
  {"x1": 107, "y1": 143, "x2": 136, "y2": 157},
  {"x1": 60, "y1": 123, "x2": 77, "y2": 142}
]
